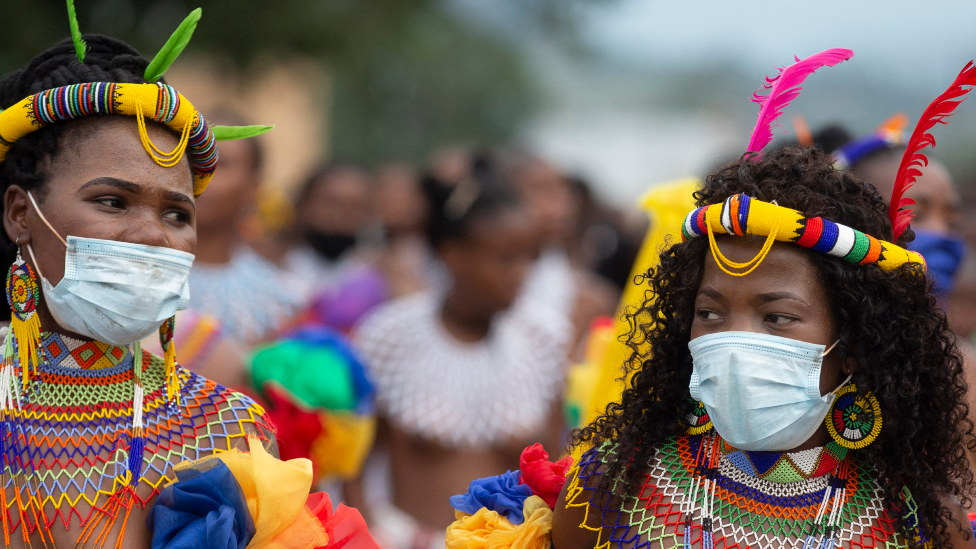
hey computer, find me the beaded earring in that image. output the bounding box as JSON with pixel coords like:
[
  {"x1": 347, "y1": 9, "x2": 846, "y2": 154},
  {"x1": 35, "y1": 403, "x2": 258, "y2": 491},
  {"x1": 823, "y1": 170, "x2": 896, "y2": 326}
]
[
  {"x1": 5, "y1": 249, "x2": 42, "y2": 384},
  {"x1": 686, "y1": 400, "x2": 714, "y2": 435},
  {"x1": 826, "y1": 383, "x2": 882, "y2": 449},
  {"x1": 159, "y1": 315, "x2": 180, "y2": 412}
]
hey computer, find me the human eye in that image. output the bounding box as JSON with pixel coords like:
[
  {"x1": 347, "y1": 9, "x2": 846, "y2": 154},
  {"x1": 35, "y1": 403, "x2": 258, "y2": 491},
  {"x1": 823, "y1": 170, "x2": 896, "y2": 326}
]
[
  {"x1": 697, "y1": 309, "x2": 722, "y2": 321},
  {"x1": 95, "y1": 196, "x2": 125, "y2": 209},
  {"x1": 162, "y1": 209, "x2": 191, "y2": 224},
  {"x1": 766, "y1": 314, "x2": 797, "y2": 325}
]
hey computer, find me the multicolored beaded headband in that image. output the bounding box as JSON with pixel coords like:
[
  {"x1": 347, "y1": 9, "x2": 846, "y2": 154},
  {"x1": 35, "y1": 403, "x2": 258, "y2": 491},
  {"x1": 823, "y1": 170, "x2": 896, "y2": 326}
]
[
  {"x1": 0, "y1": 5, "x2": 273, "y2": 197},
  {"x1": 683, "y1": 47, "x2": 976, "y2": 275},
  {"x1": 681, "y1": 193, "x2": 925, "y2": 276}
]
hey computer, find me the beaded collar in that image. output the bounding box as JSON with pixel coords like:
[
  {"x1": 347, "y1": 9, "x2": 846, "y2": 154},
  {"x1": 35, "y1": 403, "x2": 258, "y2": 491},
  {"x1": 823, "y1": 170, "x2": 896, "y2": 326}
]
[
  {"x1": 566, "y1": 434, "x2": 917, "y2": 549},
  {"x1": 38, "y1": 331, "x2": 132, "y2": 370}
]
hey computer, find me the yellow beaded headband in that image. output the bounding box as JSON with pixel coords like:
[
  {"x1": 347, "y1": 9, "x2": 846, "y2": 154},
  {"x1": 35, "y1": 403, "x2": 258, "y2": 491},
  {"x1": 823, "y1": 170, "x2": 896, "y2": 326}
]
[
  {"x1": 680, "y1": 194, "x2": 925, "y2": 276},
  {"x1": 0, "y1": 5, "x2": 273, "y2": 197}
]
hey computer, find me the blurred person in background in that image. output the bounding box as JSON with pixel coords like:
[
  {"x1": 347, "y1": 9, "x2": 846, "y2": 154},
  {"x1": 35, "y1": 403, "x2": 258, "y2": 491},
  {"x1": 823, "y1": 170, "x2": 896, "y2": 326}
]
[
  {"x1": 499, "y1": 151, "x2": 618, "y2": 347},
  {"x1": 373, "y1": 163, "x2": 434, "y2": 298},
  {"x1": 187, "y1": 111, "x2": 305, "y2": 347},
  {"x1": 349, "y1": 155, "x2": 572, "y2": 549},
  {"x1": 282, "y1": 162, "x2": 389, "y2": 333}
]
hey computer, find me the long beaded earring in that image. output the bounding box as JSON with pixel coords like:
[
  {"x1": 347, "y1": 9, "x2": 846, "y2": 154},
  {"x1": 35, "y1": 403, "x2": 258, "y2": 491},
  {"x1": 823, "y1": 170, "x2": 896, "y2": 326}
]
[
  {"x1": 5, "y1": 249, "x2": 42, "y2": 384},
  {"x1": 686, "y1": 400, "x2": 714, "y2": 435},
  {"x1": 826, "y1": 384, "x2": 882, "y2": 449},
  {"x1": 159, "y1": 315, "x2": 180, "y2": 412}
]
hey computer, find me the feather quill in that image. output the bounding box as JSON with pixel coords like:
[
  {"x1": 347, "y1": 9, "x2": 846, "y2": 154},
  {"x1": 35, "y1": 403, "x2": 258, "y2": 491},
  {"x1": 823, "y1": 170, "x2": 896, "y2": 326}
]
[
  {"x1": 746, "y1": 48, "x2": 854, "y2": 158},
  {"x1": 890, "y1": 61, "x2": 976, "y2": 241},
  {"x1": 144, "y1": 8, "x2": 202, "y2": 82},
  {"x1": 66, "y1": 0, "x2": 86, "y2": 63},
  {"x1": 211, "y1": 124, "x2": 275, "y2": 141}
]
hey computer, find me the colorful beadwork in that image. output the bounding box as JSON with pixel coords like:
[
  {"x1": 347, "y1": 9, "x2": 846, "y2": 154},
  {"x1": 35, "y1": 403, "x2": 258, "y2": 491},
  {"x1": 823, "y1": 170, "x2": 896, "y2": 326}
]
[
  {"x1": 826, "y1": 384, "x2": 883, "y2": 450},
  {"x1": 5, "y1": 253, "x2": 42, "y2": 381},
  {"x1": 566, "y1": 434, "x2": 916, "y2": 548},
  {"x1": 0, "y1": 331, "x2": 273, "y2": 543},
  {"x1": 681, "y1": 193, "x2": 925, "y2": 272},
  {"x1": 0, "y1": 82, "x2": 217, "y2": 196},
  {"x1": 685, "y1": 401, "x2": 713, "y2": 435}
]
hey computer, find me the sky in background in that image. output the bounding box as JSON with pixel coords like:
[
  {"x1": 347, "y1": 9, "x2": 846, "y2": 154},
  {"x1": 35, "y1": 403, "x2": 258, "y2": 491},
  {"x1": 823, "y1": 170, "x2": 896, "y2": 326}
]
[{"x1": 515, "y1": 0, "x2": 976, "y2": 206}]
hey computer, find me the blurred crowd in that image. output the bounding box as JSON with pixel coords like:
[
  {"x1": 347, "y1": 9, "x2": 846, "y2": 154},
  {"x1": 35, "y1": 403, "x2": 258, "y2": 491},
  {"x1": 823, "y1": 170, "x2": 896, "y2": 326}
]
[{"x1": 177, "y1": 106, "x2": 976, "y2": 549}]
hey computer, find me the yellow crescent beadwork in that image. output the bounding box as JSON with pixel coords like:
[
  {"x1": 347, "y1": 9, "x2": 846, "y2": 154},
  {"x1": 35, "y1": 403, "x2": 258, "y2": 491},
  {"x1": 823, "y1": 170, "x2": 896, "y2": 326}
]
[
  {"x1": 0, "y1": 82, "x2": 216, "y2": 196},
  {"x1": 682, "y1": 193, "x2": 926, "y2": 274}
]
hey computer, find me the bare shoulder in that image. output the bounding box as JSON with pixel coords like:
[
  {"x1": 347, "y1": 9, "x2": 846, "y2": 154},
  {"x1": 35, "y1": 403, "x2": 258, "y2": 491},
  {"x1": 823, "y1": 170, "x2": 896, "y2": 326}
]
[
  {"x1": 178, "y1": 368, "x2": 278, "y2": 457},
  {"x1": 939, "y1": 492, "x2": 976, "y2": 549},
  {"x1": 552, "y1": 469, "x2": 602, "y2": 549}
]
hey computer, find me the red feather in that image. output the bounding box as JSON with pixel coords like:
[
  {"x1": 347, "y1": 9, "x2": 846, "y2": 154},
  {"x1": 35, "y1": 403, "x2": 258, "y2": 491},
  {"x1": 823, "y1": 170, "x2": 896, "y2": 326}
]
[
  {"x1": 890, "y1": 61, "x2": 976, "y2": 241},
  {"x1": 746, "y1": 48, "x2": 854, "y2": 158}
]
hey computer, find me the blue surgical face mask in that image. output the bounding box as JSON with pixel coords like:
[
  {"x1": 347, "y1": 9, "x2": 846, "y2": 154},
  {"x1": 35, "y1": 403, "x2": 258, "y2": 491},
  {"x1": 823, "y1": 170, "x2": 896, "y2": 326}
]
[
  {"x1": 689, "y1": 331, "x2": 847, "y2": 452},
  {"x1": 27, "y1": 192, "x2": 193, "y2": 346},
  {"x1": 907, "y1": 229, "x2": 966, "y2": 297}
]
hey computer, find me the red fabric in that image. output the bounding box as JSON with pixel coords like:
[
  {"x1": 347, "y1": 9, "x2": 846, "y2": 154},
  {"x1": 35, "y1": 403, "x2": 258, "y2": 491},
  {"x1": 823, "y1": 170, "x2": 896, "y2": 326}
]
[
  {"x1": 265, "y1": 385, "x2": 326, "y2": 465},
  {"x1": 307, "y1": 492, "x2": 380, "y2": 549},
  {"x1": 517, "y1": 443, "x2": 573, "y2": 508}
]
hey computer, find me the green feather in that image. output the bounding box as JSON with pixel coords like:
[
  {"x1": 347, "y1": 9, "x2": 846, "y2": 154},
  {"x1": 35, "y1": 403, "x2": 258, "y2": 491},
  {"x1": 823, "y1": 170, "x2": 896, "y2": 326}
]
[
  {"x1": 66, "y1": 0, "x2": 86, "y2": 63},
  {"x1": 211, "y1": 125, "x2": 275, "y2": 141},
  {"x1": 144, "y1": 8, "x2": 202, "y2": 82}
]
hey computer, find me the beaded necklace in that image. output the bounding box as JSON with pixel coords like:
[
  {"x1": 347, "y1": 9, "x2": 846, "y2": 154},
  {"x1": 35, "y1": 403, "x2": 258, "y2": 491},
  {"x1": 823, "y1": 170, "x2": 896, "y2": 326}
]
[
  {"x1": 0, "y1": 330, "x2": 272, "y2": 547},
  {"x1": 567, "y1": 434, "x2": 918, "y2": 549}
]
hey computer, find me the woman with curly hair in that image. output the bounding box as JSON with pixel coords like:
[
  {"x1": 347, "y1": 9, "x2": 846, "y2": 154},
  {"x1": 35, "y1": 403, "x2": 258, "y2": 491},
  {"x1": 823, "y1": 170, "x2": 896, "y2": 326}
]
[{"x1": 550, "y1": 143, "x2": 976, "y2": 549}]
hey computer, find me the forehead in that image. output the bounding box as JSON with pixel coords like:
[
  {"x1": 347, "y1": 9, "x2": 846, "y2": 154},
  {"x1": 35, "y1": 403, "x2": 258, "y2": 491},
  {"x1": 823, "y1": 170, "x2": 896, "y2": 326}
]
[
  {"x1": 47, "y1": 116, "x2": 194, "y2": 196},
  {"x1": 700, "y1": 237, "x2": 827, "y2": 302}
]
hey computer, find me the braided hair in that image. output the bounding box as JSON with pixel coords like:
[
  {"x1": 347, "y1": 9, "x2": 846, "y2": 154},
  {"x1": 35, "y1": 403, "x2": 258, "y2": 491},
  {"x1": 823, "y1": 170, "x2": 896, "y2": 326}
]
[{"x1": 0, "y1": 34, "x2": 152, "y2": 266}]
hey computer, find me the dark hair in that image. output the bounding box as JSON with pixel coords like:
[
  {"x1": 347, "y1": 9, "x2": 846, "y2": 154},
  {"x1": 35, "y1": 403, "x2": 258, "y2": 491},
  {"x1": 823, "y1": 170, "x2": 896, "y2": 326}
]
[
  {"x1": 421, "y1": 153, "x2": 520, "y2": 248},
  {"x1": 0, "y1": 34, "x2": 152, "y2": 265},
  {"x1": 572, "y1": 146, "x2": 974, "y2": 548},
  {"x1": 297, "y1": 161, "x2": 366, "y2": 202}
]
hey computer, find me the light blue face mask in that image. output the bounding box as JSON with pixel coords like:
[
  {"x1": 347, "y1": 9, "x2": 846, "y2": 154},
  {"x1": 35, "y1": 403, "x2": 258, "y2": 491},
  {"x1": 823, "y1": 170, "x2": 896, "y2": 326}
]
[
  {"x1": 689, "y1": 331, "x2": 847, "y2": 452},
  {"x1": 26, "y1": 191, "x2": 193, "y2": 346}
]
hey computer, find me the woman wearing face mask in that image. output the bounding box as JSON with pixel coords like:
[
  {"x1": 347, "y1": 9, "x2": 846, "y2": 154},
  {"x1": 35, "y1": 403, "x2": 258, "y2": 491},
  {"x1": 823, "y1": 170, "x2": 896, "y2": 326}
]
[
  {"x1": 546, "y1": 56, "x2": 976, "y2": 549},
  {"x1": 0, "y1": 9, "x2": 378, "y2": 549}
]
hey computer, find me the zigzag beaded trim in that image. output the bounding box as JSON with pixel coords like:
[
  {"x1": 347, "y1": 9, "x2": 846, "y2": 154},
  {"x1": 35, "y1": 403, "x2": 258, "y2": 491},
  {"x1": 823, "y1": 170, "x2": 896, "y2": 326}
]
[{"x1": 681, "y1": 193, "x2": 925, "y2": 272}]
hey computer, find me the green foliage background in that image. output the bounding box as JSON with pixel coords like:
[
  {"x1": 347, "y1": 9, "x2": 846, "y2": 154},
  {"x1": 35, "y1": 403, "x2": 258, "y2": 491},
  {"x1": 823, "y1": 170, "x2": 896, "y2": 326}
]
[{"x1": 0, "y1": 0, "x2": 571, "y2": 165}]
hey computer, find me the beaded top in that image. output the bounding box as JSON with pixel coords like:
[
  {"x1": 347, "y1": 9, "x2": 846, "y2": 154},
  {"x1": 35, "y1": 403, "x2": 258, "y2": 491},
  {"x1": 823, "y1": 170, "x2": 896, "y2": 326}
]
[
  {"x1": 566, "y1": 434, "x2": 916, "y2": 549},
  {"x1": 1, "y1": 332, "x2": 273, "y2": 537}
]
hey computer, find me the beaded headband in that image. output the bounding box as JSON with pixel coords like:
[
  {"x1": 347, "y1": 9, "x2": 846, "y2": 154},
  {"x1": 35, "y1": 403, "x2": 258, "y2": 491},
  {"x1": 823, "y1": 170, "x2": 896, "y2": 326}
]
[
  {"x1": 681, "y1": 194, "x2": 925, "y2": 276},
  {"x1": 0, "y1": 82, "x2": 217, "y2": 196},
  {"x1": 0, "y1": 5, "x2": 273, "y2": 197}
]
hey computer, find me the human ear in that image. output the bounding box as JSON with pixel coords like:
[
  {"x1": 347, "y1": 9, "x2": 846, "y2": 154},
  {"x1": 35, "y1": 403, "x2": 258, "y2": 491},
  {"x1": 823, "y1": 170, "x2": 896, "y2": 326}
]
[{"x1": 4, "y1": 185, "x2": 32, "y2": 247}]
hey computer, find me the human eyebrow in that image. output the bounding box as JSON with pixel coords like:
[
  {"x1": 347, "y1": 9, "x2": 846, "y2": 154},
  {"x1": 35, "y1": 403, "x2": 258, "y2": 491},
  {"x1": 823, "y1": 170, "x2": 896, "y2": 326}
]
[
  {"x1": 77, "y1": 177, "x2": 141, "y2": 194},
  {"x1": 164, "y1": 190, "x2": 195, "y2": 209},
  {"x1": 697, "y1": 286, "x2": 724, "y2": 300},
  {"x1": 757, "y1": 291, "x2": 809, "y2": 306}
]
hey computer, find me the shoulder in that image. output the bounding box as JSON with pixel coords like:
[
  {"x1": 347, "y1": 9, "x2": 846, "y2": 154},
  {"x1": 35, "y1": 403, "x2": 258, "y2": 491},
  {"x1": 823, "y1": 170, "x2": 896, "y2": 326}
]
[
  {"x1": 551, "y1": 443, "x2": 621, "y2": 549},
  {"x1": 146, "y1": 353, "x2": 277, "y2": 456}
]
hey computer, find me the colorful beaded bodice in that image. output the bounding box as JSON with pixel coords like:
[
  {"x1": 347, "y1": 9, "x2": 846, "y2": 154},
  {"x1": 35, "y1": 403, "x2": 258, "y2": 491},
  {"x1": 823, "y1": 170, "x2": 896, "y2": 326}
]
[
  {"x1": 0, "y1": 332, "x2": 273, "y2": 544},
  {"x1": 567, "y1": 434, "x2": 918, "y2": 549}
]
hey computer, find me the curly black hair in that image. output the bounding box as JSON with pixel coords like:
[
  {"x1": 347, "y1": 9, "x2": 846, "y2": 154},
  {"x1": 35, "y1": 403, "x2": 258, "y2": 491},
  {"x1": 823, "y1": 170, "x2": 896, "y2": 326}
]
[
  {"x1": 572, "y1": 146, "x2": 975, "y2": 548},
  {"x1": 0, "y1": 34, "x2": 152, "y2": 266}
]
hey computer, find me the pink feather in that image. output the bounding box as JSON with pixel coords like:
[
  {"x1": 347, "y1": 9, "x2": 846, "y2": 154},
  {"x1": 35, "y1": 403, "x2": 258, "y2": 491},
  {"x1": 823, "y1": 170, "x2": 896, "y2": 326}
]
[
  {"x1": 890, "y1": 61, "x2": 976, "y2": 242},
  {"x1": 746, "y1": 48, "x2": 855, "y2": 158}
]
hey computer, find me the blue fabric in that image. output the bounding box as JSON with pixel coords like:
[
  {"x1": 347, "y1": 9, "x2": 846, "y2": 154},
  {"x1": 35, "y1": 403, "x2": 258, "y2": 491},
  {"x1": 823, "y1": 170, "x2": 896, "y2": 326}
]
[
  {"x1": 908, "y1": 229, "x2": 966, "y2": 297},
  {"x1": 449, "y1": 470, "x2": 533, "y2": 525},
  {"x1": 147, "y1": 460, "x2": 255, "y2": 549}
]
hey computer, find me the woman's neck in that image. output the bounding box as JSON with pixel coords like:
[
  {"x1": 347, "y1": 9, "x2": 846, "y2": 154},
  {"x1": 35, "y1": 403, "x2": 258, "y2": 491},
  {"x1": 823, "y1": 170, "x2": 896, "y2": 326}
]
[{"x1": 440, "y1": 292, "x2": 494, "y2": 343}]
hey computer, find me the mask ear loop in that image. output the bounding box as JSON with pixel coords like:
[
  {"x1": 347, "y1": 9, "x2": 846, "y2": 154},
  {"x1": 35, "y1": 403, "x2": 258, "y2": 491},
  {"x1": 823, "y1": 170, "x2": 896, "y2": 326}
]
[
  {"x1": 822, "y1": 339, "x2": 840, "y2": 357},
  {"x1": 706, "y1": 218, "x2": 780, "y2": 277},
  {"x1": 26, "y1": 192, "x2": 67, "y2": 248}
]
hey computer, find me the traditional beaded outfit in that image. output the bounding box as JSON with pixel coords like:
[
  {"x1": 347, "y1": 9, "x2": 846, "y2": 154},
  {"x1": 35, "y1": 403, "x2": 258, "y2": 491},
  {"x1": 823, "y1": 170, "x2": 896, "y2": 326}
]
[
  {"x1": 0, "y1": 332, "x2": 272, "y2": 541},
  {"x1": 567, "y1": 434, "x2": 916, "y2": 549},
  {"x1": 355, "y1": 291, "x2": 570, "y2": 450},
  {"x1": 189, "y1": 246, "x2": 305, "y2": 344}
]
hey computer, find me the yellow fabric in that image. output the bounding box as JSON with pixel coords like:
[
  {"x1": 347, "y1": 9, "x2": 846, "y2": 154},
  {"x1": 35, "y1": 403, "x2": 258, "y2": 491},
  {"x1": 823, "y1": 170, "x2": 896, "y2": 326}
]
[
  {"x1": 445, "y1": 496, "x2": 553, "y2": 549},
  {"x1": 571, "y1": 178, "x2": 699, "y2": 462},
  {"x1": 206, "y1": 436, "x2": 327, "y2": 549},
  {"x1": 0, "y1": 83, "x2": 213, "y2": 195},
  {"x1": 311, "y1": 412, "x2": 377, "y2": 481},
  {"x1": 564, "y1": 321, "x2": 615, "y2": 428}
]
